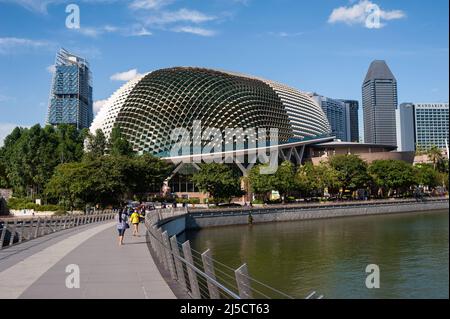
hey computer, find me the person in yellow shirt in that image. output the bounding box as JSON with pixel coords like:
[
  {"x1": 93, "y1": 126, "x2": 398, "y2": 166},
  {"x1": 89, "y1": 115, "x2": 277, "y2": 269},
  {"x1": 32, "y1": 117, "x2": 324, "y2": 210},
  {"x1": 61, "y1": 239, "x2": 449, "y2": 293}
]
[{"x1": 130, "y1": 210, "x2": 141, "y2": 236}]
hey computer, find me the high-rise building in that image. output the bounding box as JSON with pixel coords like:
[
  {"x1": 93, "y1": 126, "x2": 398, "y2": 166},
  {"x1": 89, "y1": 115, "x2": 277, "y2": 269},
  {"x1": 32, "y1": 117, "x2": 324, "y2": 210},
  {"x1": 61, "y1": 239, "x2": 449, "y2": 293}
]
[
  {"x1": 310, "y1": 93, "x2": 350, "y2": 141},
  {"x1": 47, "y1": 48, "x2": 93, "y2": 129},
  {"x1": 338, "y1": 99, "x2": 359, "y2": 142},
  {"x1": 362, "y1": 60, "x2": 398, "y2": 145},
  {"x1": 396, "y1": 102, "x2": 449, "y2": 151}
]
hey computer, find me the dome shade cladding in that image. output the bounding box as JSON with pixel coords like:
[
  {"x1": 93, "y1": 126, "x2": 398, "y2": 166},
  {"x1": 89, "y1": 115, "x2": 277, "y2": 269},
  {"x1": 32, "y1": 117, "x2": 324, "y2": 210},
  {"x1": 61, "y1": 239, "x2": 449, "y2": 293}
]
[{"x1": 91, "y1": 67, "x2": 331, "y2": 156}]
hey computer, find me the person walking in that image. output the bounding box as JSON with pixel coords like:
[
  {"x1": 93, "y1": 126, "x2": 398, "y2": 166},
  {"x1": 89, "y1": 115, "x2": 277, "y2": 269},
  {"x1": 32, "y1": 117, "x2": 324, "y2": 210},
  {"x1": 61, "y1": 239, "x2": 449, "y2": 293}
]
[
  {"x1": 116, "y1": 209, "x2": 129, "y2": 246},
  {"x1": 130, "y1": 209, "x2": 141, "y2": 236}
]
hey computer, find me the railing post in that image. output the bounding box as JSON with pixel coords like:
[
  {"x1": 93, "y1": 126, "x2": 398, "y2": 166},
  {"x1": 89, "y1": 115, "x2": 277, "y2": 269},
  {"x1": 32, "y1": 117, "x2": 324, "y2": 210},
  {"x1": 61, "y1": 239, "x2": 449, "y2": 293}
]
[
  {"x1": 0, "y1": 221, "x2": 8, "y2": 250},
  {"x1": 63, "y1": 216, "x2": 68, "y2": 229},
  {"x1": 152, "y1": 226, "x2": 163, "y2": 262},
  {"x1": 9, "y1": 220, "x2": 17, "y2": 246},
  {"x1": 34, "y1": 218, "x2": 41, "y2": 238},
  {"x1": 170, "y1": 235, "x2": 187, "y2": 291},
  {"x1": 156, "y1": 228, "x2": 168, "y2": 269},
  {"x1": 161, "y1": 231, "x2": 177, "y2": 280},
  {"x1": 201, "y1": 249, "x2": 220, "y2": 299},
  {"x1": 182, "y1": 240, "x2": 201, "y2": 299},
  {"x1": 19, "y1": 220, "x2": 25, "y2": 243},
  {"x1": 40, "y1": 217, "x2": 48, "y2": 237},
  {"x1": 235, "y1": 263, "x2": 253, "y2": 299}
]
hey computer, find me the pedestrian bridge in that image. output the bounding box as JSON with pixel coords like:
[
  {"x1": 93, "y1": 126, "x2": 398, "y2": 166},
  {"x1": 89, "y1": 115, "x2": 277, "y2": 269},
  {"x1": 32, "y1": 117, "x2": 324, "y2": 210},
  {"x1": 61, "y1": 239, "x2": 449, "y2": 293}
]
[
  {"x1": 0, "y1": 214, "x2": 176, "y2": 299},
  {"x1": 0, "y1": 210, "x2": 310, "y2": 299}
]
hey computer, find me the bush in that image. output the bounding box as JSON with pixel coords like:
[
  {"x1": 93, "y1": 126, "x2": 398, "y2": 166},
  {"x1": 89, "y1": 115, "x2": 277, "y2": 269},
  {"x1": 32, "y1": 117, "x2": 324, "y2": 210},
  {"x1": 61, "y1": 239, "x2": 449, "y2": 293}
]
[
  {"x1": 6, "y1": 198, "x2": 64, "y2": 211},
  {"x1": 251, "y1": 199, "x2": 264, "y2": 205},
  {"x1": 188, "y1": 198, "x2": 200, "y2": 205}
]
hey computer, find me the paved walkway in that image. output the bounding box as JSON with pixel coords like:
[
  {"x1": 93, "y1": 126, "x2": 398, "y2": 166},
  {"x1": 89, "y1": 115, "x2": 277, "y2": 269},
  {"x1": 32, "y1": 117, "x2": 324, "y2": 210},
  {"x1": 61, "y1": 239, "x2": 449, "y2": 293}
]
[{"x1": 0, "y1": 221, "x2": 176, "y2": 299}]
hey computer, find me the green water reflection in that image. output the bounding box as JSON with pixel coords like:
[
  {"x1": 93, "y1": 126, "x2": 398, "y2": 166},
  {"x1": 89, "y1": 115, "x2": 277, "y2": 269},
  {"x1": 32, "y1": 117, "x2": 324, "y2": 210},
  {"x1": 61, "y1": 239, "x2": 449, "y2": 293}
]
[{"x1": 183, "y1": 210, "x2": 449, "y2": 299}]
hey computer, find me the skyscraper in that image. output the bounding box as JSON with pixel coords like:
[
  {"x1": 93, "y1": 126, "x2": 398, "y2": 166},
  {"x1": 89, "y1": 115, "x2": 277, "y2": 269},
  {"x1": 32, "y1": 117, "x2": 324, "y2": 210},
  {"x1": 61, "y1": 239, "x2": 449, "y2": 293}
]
[
  {"x1": 396, "y1": 102, "x2": 449, "y2": 151},
  {"x1": 362, "y1": 60, "x2": 398, "y2": 145},
  {"x1": 310, "y1": 93, "x2": 350, "y2": 141},
  {"x1": 338, "y1": 99, "x2": 359, "y2": 142},
  {"x1": 47, "y1": 48, "x2": 93, "y2": 129}
]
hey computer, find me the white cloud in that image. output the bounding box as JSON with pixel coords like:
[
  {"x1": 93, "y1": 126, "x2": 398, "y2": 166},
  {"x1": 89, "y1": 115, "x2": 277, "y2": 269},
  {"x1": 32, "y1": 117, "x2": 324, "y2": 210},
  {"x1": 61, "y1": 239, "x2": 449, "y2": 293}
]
[
  {"x1": 130, "y1": 0, "x2": 174, "y2": 10},
  {"x1": 0, "y1": 37, "x2": 52, "y2": 54},
  {"x1": 0, "y1": 0, "x2": 62, "y2": 13},
  {"x1": 145, "y1": 8, "x2": 216, "y2": 25},
  {"x1": 110, "y1": 69, "x2": 143, "y2": 82},
  {"x1": 268, "y1": 31, "x2": 304, "y2": 37},
  {"x1": 74, "y1": 25, "x2": 119, "y2": 37},
  {"x1": 129, "y1": 26, "x2": 153, "y2": 36},
  {"x1": 93, "y1": 99, "x2": 108, "y2": 114},
  {"x1": 328, "y1": 0, "x2": 406, "y2": 29},
  {"x1": 46, "y1": 64, "x2": 56, "y2": 74},
  {"x1": 172, "y1": 26, "x2": 216, "y2": 37}
]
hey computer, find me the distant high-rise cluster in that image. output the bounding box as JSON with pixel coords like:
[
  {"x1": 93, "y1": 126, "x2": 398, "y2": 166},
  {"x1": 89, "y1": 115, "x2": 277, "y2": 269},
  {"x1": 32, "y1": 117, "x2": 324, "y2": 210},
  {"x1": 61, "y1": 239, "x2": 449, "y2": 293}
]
[
  {"x1": 362, "y1": 60, "x2": 398, "y2": 145},
  {"x1": 47, "y1": 48, "x2": 93, "y2": 129}
]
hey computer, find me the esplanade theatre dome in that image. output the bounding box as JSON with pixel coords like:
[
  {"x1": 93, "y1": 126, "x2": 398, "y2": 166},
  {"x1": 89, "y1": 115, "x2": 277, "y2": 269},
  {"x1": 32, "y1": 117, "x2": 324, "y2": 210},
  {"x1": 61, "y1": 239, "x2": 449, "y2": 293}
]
[{"x1": 90, "y1": 67, "x2": 331, "y2": 156}]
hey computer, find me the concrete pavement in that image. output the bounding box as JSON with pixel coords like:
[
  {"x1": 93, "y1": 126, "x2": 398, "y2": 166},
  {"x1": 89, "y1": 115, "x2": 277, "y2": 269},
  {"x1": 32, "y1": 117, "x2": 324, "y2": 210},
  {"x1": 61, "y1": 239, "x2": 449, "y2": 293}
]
[{"x1": 0, "y1": 221, "x2": 176, "y2": 299}]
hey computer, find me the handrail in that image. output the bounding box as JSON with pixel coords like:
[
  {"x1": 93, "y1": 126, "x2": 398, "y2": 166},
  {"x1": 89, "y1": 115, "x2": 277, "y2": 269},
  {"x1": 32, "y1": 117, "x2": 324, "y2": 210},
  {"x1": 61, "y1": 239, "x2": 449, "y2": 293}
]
[
  {"x1": 0, "y1": 210, "x2": 117, "y2": 250},
  {"x1": 144, "y1": 208, "x2": 319, "y2": 299}
]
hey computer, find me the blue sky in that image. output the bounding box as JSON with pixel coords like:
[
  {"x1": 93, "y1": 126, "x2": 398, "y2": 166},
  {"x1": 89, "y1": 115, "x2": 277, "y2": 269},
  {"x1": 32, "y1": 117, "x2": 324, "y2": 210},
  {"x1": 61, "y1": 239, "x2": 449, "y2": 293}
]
[{"x1": 0, "y1": 0, "x2": 448, "y2": 144}]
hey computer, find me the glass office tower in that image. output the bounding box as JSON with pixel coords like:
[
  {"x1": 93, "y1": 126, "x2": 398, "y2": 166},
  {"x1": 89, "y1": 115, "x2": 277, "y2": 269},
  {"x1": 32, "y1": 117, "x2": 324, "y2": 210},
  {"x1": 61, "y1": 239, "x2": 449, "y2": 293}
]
[
  {"x1": 362, "y1": 60, "x2": 398, "y2": 145},
  {"x1": 396, "y1": 102, "x2": 449, "y2": 151},
  {"x1": 47, "y1": 48, "x2": 93, "y2": 129}
]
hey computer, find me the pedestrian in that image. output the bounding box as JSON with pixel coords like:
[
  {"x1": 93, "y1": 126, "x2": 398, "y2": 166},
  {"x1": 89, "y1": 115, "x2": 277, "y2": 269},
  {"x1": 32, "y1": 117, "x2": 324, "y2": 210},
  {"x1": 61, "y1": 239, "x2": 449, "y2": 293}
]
[
  {"x1": 116, "y1": 208, "x2": 129, "y2": 246},
  {"x1": 130, "y1": 209, "x2": 141, "y2": 236}
]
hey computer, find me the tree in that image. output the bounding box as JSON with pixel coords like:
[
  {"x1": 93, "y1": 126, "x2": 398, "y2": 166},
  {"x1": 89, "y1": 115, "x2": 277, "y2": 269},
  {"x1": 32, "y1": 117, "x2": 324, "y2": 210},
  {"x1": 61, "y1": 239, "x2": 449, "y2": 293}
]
[
  {"x1": 295, "y1": 162, "x2": 340, "y2": 198},
  {"x1": 248, "y1": 164, "x2": 275, "y2": 202},
  {"x1": 108, "y1": 126, "x2": 134, "y2": 157},
  {"x1": 271, "y1": 161, "x2": 295, "y2": 203},
  {"x1": 192, "y1": 163, "x2": 243, "y2": 203},
  {"x1": 46, "y1": 155, "x2": 173, "y2": 208},
  {"x1": 0, "y1": 124, "x2": 86, "y2": 197},
  {"x1": 329, "y1": 154, "x2": 371, "y2": 196},
  {"x1": 368, "y1": 160, "x2": 415, "y2": 197},
  {"x1": 84, "y1": 129, "x2": 107, "y2": 160},
  {"x1": 427, "y1": 145, "x2": 443, "y2": 171},
  {"x1": 414, "y1": 164, "x2": 440, "y2": 188}
]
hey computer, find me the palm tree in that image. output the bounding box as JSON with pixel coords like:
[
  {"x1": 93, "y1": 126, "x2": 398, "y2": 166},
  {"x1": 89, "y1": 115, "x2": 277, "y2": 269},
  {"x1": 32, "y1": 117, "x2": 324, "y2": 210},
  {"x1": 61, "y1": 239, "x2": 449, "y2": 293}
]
[{"x1": 427, "y1": 145, "x2": 443, "y2": 170}]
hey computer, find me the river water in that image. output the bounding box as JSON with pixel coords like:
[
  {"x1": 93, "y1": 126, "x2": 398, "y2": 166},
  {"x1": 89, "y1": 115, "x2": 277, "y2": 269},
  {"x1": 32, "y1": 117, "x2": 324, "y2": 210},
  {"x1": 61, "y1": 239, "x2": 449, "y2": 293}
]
[{"x1": 183, "y1": 210, "x2": 449, "y2": 299}]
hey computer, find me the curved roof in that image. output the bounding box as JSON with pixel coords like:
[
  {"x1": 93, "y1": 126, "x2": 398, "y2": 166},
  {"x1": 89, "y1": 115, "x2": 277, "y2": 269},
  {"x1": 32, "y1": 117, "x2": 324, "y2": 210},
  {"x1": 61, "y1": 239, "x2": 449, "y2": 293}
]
[{"x1": 91, "y1": 67, "x2": 331, "y2": 156}]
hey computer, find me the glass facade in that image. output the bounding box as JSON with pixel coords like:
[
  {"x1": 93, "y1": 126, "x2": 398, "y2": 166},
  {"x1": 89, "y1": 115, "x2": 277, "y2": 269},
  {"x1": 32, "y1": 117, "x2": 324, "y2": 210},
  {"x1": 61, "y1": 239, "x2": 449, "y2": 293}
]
[
  {"x1": 414, "y1": 103, "x2": 449, "y2": 150},
  {"x1": 310, "y1": 94, "x2": 350, "y2": 141},
  {"x1": 362, "y1": 60, "x2": 398, "y2": 145},
  {"x1": 47, "y1": 48, "x2": 93, "y2": 129},
  {"x1": 339, "y1": 100, "x2": 359, "y2": 142}
]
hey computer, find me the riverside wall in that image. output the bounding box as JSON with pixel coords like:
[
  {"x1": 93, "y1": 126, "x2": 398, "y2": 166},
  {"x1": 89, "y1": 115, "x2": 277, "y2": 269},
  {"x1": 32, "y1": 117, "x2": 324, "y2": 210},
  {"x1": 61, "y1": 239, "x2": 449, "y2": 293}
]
[{"x1": 184, "y1": 199, "x2": 449, "y2": 230}]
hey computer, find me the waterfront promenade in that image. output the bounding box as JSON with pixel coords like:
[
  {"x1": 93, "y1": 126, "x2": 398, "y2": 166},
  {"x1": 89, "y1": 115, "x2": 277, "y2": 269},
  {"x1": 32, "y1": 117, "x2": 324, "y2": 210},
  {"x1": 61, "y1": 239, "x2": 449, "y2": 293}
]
[{"x1": 0, "y1": 220, "x2": 176, "y2": 299}]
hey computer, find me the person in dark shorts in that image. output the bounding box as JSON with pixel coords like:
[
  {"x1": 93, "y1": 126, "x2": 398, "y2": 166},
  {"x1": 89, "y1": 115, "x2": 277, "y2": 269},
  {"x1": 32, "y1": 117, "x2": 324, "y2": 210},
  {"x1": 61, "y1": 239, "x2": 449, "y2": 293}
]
[{"x1": 115, "y1": 209, "x2": 129, "y2": 246}]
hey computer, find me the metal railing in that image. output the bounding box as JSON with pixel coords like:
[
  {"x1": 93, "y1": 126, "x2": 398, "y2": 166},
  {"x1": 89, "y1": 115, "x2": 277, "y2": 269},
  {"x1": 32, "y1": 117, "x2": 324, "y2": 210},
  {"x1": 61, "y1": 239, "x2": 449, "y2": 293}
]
[
  {"x1": 145, "y1": 208, "x2": 322, "y2": 299},
  {"x1": 0, "y1": 211, "x2": 116, "y2": 250}
]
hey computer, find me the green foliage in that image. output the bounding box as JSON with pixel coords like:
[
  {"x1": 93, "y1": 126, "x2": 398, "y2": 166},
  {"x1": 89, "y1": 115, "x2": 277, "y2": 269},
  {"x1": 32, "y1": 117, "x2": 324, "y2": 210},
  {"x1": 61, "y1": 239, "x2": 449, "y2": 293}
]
[
  {"x1": 0, "y1": 124, "x2": 85, "y2": 197},
  {"x1": 192, "y1": 163, "x2": 243, "y2": 203},
  {"x1": 414, "y1": 164, "x2": 440, "y2": 188},
  {"x1": 45, "y1": 154, "x2": 173, "y2": 209},
  {"x1": 6, "y1": 197, "x2": 63, "y2": 211},
  {"x1": 427, "y1": 145, "x2": 444, "y2": 170},
  {"x1": 368, "y1": 160, "x2": 416, "y2": 197},
  {"x1": 84, "y1": 129, "x2": 107, "y2": 160},
  {"x1": 295, "y1": 162, "x2": 341, "y2": 197},
  {"x1": 329, "y1": 155, "x2": 371, "y2": 194},
  {"x1": 108, "y1": 126, "x2": 134, "y2": 157}
]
